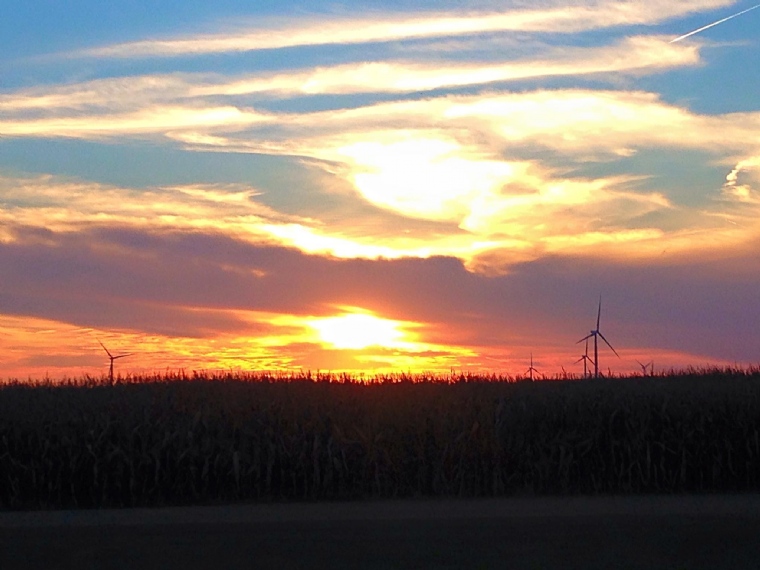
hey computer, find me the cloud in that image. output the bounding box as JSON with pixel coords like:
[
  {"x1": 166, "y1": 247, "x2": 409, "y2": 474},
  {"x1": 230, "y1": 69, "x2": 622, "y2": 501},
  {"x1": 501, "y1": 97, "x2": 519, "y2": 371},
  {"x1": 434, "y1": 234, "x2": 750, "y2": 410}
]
[
  {"x1": 0, "y1": 175, "x2": 307, "y2": 238},
  {"x1": 137, "y1": 90, "x2": 760, "y2": 171},
  {"x1": 0, "y1": 230, "x2": 487, "y2": 377},
  {"x1": 164, "y1": 89, "x2": 760, "y2": 267},
  {"x1": 4, "y1": 78, "x2": 760, "y2": 270},
  {"x1": 2, "y1": 4, "x2": 759, "y2": 273},
  {"x1": 723, "y1": 156, "x2": 760, "y2": 204},
  {"x1": 0, "y1": 75, "x2": 197, "y2": 113},
  {"x1": 1, "y1": 226, "x2": 758, "y2": 378},
  {"x1": 0, "y1": 36, "x2": 699, "y2": 119},
  {"x1": 71, "y1": 0, "x2": 733, "y2": 59},
  {"x1": 219, "y1": 36, "x2": 696, "y2": 97},
  {"x1": 0, "y1": 161, "x2": 733, "y2": 276},
  {"x1": 276, "y1": 89, "x2": 760, "y2": 158},
  {"x1": 9, "y1": 85, "x2": 759, "y2": 170},
  {"x1": 0, "y1": 106, "x2": 273, "y2": 138}
]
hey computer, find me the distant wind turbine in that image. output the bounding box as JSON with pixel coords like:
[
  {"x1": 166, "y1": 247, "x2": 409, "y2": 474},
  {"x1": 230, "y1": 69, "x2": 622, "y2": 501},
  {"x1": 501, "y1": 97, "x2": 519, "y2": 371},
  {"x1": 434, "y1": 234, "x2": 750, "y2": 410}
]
[
  {"x1": 577, "y1": 297, "x2": 619, "y2": 379},
  {"x1": 637, "y1": 360, "x2": 654, "y2": 377},
  {"x1": 525, "y1": 353, "x2": 540, "y2": 381},
  {"x1": 575, "y1": 336, "x2": 594, "y2": 379},
  {"x1": 670, "y1": 3, "x2": 760, "y2": 43},
  {"x1": 99, "y1": 340, "x2": 133, "y2": 384}
]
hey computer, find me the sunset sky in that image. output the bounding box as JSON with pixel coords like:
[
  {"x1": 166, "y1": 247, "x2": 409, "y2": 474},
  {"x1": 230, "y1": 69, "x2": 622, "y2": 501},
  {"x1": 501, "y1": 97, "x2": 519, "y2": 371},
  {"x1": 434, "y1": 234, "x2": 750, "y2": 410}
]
[{"x1": 1, "y1": 0, "x2": 759, "y2": 379}]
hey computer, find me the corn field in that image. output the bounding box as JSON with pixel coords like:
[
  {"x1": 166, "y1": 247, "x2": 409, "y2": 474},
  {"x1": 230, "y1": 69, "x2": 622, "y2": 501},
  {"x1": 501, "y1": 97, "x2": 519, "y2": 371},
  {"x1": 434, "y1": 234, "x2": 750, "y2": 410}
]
[{"x1": 1, "y1": 368, "x2": 760, "y2": 510}]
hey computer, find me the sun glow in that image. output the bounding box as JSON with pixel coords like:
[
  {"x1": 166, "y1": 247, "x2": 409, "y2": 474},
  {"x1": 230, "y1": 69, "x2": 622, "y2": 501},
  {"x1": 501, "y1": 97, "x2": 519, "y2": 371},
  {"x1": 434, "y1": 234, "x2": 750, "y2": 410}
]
[
  {"x1": 337, "y1": 136, "x2": 515, "y2": 222},
  {"x1": 307, "y1": 310, "x2": 416, "y2": 350}
]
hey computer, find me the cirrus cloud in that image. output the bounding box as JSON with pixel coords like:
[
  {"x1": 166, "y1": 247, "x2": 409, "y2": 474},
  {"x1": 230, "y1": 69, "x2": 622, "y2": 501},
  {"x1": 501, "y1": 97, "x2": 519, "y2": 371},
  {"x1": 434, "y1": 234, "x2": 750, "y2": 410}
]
[{"x1": 70, "y1": 0, "x2": 733, "y2": 59}]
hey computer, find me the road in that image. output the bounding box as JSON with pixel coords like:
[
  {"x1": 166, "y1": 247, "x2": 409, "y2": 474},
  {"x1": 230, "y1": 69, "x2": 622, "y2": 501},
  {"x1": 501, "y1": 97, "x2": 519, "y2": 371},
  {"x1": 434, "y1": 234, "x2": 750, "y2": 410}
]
[{"x1": 2, "y1": 495, "x2": 760, "y2": 569}]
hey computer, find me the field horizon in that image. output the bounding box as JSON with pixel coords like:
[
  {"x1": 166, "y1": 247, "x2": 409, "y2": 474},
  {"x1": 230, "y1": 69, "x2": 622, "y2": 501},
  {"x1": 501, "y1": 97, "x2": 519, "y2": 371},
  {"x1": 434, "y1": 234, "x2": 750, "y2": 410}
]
[{"x1": 5, "y1": 363, "x2": 760, "y2": 386}]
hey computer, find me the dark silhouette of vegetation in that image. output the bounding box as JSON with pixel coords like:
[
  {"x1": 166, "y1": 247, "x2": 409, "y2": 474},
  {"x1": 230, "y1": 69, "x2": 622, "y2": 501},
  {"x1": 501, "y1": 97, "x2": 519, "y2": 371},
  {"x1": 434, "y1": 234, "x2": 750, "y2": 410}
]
[{"x1": 1, "y1": 367, "x2": 759, "y2": 510}]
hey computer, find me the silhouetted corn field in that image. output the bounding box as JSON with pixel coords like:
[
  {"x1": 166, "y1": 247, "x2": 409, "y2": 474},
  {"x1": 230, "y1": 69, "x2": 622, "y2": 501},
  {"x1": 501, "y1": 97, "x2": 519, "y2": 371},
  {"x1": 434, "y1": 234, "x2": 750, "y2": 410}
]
[{"x1": 1, "y1": 368, "x2": 760, "y2": 510}]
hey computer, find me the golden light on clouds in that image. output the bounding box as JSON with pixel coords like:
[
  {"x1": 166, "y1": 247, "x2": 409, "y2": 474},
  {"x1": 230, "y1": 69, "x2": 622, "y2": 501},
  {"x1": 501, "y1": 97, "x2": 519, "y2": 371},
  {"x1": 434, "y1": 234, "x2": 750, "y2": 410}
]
[
  {"x1": 0, "y1": 2, "x2": 757, "y2": 279},
  {"x1": 337, "y1": 136, "x2": 517, "y2": 222}
]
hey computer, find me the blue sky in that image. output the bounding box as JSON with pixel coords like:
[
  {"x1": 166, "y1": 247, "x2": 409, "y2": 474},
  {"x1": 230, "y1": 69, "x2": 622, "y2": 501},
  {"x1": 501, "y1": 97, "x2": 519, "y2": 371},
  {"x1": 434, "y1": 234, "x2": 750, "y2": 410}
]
[{"x1": 1, "y1": 0, "x2": 759, "y2": 378}]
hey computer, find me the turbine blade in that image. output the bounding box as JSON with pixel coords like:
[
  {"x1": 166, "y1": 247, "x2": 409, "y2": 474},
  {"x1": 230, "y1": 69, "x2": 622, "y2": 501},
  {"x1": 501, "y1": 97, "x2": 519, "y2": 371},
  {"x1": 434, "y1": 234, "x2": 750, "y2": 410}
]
[
  {"x1": 596, "y1": 296, "x2": 602, "y2": 330},
  {"x1": 113, "y1": 353, "x2": 134, "y2": 360},
  {"x1": 598, "y1": 333, "x2": 620, "y2": 358},
  {"x1": 576, "y1": 333, "x2": 593, "y2": 344},
  {"x1": 98, "y1": 340, "x2": 113, "y2": 358}
]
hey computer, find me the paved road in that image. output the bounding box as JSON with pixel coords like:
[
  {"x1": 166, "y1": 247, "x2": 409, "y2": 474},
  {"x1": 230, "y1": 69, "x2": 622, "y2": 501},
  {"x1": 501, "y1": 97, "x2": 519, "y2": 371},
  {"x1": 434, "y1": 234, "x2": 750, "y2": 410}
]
[{"x1": 2, "y1": 495, "x2": 760, "y2": 569}]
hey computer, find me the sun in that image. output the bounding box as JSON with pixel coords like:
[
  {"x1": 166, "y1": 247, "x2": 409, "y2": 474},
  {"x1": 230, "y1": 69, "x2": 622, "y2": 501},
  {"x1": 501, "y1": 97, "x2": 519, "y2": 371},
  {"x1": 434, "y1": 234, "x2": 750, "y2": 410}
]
[{"x1": 308, "y1": 311, "x2": 412, "y2": 350}]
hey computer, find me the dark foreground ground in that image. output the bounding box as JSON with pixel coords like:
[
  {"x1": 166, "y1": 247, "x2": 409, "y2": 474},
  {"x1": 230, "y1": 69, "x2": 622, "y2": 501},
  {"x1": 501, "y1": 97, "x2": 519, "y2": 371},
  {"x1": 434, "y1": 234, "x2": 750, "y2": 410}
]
[{"x1": 2, "y1": 495, "x2": 760, "y2": 569}]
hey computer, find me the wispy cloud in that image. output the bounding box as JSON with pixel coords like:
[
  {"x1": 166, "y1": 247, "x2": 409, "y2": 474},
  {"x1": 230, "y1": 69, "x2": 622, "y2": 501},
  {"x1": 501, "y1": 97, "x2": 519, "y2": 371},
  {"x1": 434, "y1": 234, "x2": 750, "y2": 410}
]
[
  {"x1": 0, "y1": 36, "x2": 698, "y2": 117},
  {"x1": 71, "y1": 0, "x2": 733, "y2": 59},
  {"x1": 0, "y1": 106, "x2": 273, "y2": 138}
]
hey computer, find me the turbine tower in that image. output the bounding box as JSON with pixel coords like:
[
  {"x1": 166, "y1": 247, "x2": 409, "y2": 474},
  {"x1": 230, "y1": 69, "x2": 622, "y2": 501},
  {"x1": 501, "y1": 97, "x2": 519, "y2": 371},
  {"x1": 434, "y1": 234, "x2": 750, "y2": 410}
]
[
  {"x1": 577, "y1": 297, "x2": 619, "y2": 378},
  {"x1": 99, "y1": 341, "x2": 133, "y2": 384}
]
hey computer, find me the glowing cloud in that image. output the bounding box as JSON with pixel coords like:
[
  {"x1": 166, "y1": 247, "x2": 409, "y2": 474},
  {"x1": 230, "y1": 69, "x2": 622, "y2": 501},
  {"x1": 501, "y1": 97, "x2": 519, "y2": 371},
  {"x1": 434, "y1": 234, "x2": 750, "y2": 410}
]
[
  {"x1": 335, "y1": 136, "x2": 516, "y2": 222},
  {"x1": 723, "y1": 156, "x2": 760, "y2": 203},
  {"x1": 73, "y1": 1, "x2": 733, "y2": 59}
]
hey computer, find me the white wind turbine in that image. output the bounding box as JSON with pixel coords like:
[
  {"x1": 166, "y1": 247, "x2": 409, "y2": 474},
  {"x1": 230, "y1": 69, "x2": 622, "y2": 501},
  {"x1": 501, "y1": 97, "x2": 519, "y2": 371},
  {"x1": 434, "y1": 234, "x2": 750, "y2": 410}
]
[
  {"x1": 99, "y1": 340, "x2": 133, "y2": 384},
  {"x1": 577, "y1": 297, "x2": 619, "y2": 378}
]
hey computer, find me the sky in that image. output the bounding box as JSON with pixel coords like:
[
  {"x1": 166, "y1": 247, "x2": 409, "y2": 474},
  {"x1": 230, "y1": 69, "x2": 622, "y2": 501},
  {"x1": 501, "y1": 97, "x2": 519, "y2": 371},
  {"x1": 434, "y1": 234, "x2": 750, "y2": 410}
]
[{"x1": 1, "y1": 0, "x2": 759, "y2": 379}]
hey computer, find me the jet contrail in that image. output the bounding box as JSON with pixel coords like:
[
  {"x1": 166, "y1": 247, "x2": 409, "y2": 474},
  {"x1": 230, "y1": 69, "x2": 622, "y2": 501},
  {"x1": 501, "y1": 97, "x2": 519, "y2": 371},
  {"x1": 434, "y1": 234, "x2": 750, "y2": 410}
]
[{"x1": 670, "y1": 2, "x2": 760, "y2": 43}]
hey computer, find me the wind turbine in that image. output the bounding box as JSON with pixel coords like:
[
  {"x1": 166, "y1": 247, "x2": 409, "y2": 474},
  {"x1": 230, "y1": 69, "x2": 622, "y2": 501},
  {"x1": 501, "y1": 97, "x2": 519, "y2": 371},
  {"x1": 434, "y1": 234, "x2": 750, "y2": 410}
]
[
  {"x1": 525, "y1": 353, "x2": 540, "y2": 381},
  {"x1": 637, "y1": 360, "x2": 653, "y2": 377},
  {"x1": 98, "y1": 341, "x2": 133, "y2": 384},
  {"x1": 575, "y1": 336, "x2": 594, "y2": 379},
  {"x1": 577, "y1": 297, "x2": 619, "y2": 378}
]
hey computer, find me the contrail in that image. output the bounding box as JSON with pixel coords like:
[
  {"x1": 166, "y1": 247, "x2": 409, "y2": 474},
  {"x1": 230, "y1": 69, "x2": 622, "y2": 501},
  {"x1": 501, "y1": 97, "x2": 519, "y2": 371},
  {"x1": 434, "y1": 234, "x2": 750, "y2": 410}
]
[{"x1": 670, "y1": 2, "x2": 760, "y2": 43}]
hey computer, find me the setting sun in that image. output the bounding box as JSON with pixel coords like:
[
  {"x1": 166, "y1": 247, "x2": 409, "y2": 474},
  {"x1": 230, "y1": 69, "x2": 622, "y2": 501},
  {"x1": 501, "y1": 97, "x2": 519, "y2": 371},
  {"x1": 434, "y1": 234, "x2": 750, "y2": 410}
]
[{"x1": 308, "y1": 310, "x2": 414, "y2": 350}]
